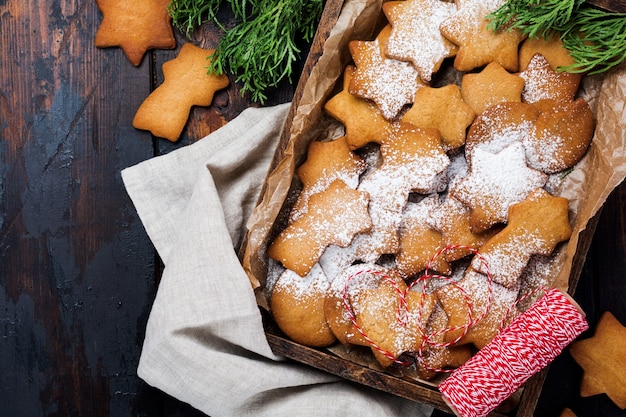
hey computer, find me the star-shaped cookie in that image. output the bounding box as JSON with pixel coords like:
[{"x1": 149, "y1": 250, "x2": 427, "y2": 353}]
[
  {"x1": 450, "y1": 142, "x2": 548, "y2": 233},
  {"x1": 402, "y1": 84, "x2": 475, "y2": 150},
  {"x1": 519, "y1": 53, "x2": 582, "y2": 104},
  {"x1": 324, "y1": 66, "x2": 396, "y2": 150},
  {"x1": 439, "y1": 0, "x2": 525, "y2": 72},
  {"x1": 349, "y1": 26, "x2": 424, "y2": 120},
  {"x1": 460, "y1": 62, "x2": 525, "y2": 115},
  {"x1": 570, "y1": 311, "x2": 626, "y2": 409},
  {"x1": 267, "y1": 179, "x2": 372, "y2": 277},
  {"x1": 95, "y1": 0, "x2": 176, "y2": 66},
  {"x1": 382, "y1": 0, "x2": 458, "y2": 82},
  {"x1": 470, "y1": 188, "x2": 572, "y2": 288},
  {"x1": 133, "y1": 43, "x2": 229, "y2": 141},
  {"x1": 290, "y1": 136, "x2": 367, "y2": 222}
]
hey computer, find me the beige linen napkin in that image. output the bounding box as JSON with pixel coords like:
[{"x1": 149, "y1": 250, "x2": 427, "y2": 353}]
[{"x1": 121, "y1": 104, "x2": 433, "y2": 417}]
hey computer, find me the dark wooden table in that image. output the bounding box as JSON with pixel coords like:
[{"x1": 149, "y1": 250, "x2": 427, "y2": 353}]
[{"x1": 1, "y1": 2, "x2": 624, "y2": 417}]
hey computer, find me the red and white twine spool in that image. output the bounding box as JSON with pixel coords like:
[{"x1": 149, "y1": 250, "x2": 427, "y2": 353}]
[{"x1": 438, "y1": 288, "x2": 588, "y2": 417}]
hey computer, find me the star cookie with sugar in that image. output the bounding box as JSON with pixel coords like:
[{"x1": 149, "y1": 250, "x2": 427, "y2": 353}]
[
  {"x1": 402, "y1": 84, "x2": 476, "y2": 150},
  {"x1": 450, "y1": 142, "x2": 548, "y2": 233},
  {"x1": 290, "y1": 136, "x2": 367, "y2": 222},
  {"x1": 324, "y1": 66, "x2": 396, "y2": 150},
  {"x1": 470, "y1": 188, "x2": 572, "y2": 288},
  {"x1": 95, "y1": 0, "x2": 176, "y2": 66},
  {"x1": 519, "y1": 53, "x2": 583, "y2": 104},
  {"x1": 439, "y1": 0, "x2": 525, "y2": 72},
  {"x1": 349, "y1": 26, "x2": 424, "y2": 120},
  {"x1": 570, "y1": 311, "x2": 626, "y2": 409},
  {"x1": 382, "y1": 0, "x2": 458, "y2": 82}
]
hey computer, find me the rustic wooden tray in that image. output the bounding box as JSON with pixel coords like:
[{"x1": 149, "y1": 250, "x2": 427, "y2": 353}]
[{"x1": 245, "y1": 0, "x2": 602, "y2": 415}]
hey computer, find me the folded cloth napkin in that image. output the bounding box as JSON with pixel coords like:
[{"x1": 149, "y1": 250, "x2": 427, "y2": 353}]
[{"x1": 122, "y1": 104, "x2": 433, "y2": 417}]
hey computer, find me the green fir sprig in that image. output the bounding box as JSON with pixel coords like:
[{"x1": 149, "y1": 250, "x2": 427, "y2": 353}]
[
  {"x1": 167, "y1": 0, "x2": 323, "y2": 104},
  {"x1": 489, "y1": 0, "x2": 626, "y2": 74}
]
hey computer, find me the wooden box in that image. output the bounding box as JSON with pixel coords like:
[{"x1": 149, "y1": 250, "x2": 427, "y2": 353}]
[{"x1": 241, "y1": 0, "x2": 603, "y2": 415}]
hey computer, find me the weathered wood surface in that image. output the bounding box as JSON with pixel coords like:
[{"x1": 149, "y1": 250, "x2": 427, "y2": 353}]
[{"x1": 0, "y1": 1, "x2": 625, "y2": 417}]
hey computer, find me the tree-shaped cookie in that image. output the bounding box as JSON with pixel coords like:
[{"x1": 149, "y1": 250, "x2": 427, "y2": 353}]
[
  {"x1": 95, "y1": 0, "x2": 176, "y2": 66},
  {"x1": 470, "y1": 188, "x2": 572, "y2": 288},
  {"x1": 267, "y1": 179, "x2": 372, "y2": 277},
  {"x1": 133, "y1": 43, "x2": 229, "y2": 141}
]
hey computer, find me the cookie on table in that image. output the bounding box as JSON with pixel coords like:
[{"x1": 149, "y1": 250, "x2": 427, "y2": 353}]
[
  {"x1": 439, "y1": 0, "x2": 525, "y2": 72},
  {"x1": 133, "y1": 43, "x2": 229, "y2": 141},
  {"x1": 271, "y1": 265, "x2": 336, "y2": 347},
  {"x1": 450, "y1": 142, "x2": 548, "y2": 233},
  {"x1": 460, "y1": 62, "x2": 525, "y2": 116},
  {"x1": 349, "y1": 26, "x2": 424, "y2": 120},
  {"x1": 267, "y1": 179, "x2": 372, "y2": 277},
  {"x1": 95, "y1": 0, "x2": 176, "y2": 66},
  {"x1": 470, "y1": 188, "x2": 572, "y2": 288},
  {"x1": 382, "y1": 0, "x2": 458, "y2": 82},
  {"x1": 524, "y1": 98, "x2": 595, "y2": 174},
  {"x1": 402, "y1": 84, "x2": 476, "y2": 150},
  {"x1": 519, "y1": 53, "x2": 582, "y2": 104}
]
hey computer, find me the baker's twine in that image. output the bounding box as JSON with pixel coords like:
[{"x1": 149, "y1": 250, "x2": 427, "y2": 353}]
[{"x1": 438, "y1": 287, "x2": 588, "y2": 417}]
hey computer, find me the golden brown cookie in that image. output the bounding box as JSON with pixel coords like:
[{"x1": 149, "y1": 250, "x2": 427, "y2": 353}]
[
  {"x1": 133, "y1": 43, "x2": 229, "y2": 141},
  {"x1": 382, "y1": 0, "x2": 458, "y2": 82},
  {"x1": 524, "y1": 98, "x2": 595, "y2": 174},
  {"x1": 270, "y1": 266, "x2": 336, "y2": 347},
  {"x1": 569, "y1": 311, "x2": 626, "y2": 409},
  {"x1": 349, "y1": 26, "x2": 424, "y2": 120},
  {"x1": 290, "y1": 136, "x2": 367, "y2": 222},
  {"x1": 95, "y1": 0, "x2": 176, "y2": 66},
  {"x1": 519, "y1": 53, "x2": 582, "y2": 104},
  {"x1": 324, "y1": 66, "x2": 395, "y2": 150},
  {"x1": 460, "y1": 62, "x2": 525, "y2": 115},
  {"x1": 402, "y1": 84, "x2": 476, "y2": 150},
  {"x1": 519, "y1": 33, "x2": 576, "y2": 71},
  {"x1": 439, "y1": 0, "x2": 525, "y2": 72},
  {"x1": 450, "y1": 142, "x2": 548, "y2": 233},
  {"x1": 396, "y1": 196, "x2": 451, "y2": 278},
  {"x1": 464, "y1": 101, "x2": 540, "y2": 166},
  {"x1": 267, "y1": 179, "x2": 372, "y2": 277},
  {"x1": 470, "y1": 188, "x2": 572, "y2": 288},
  {"x1": 436, "y1": 268, "x2": 521, "y2": 349}
]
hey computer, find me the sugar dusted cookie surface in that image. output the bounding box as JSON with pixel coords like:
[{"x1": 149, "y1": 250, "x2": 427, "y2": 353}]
[
  {"x1": 132, "y1": 43, "x2": 229, "y2": 141},
  {"x1": 440, "y1": 0, "x2": 525, "y2": 72},
  {"x1": 349, "y1": 26, "x2": 424, "y2": 120},
  {"x1": 95, "y1": 0, "x2": 176, "y2": 66},
  {"x1": 520, "y1": 53, "x2": 582, "y2": 104},
  {"x1": 451, "y1": 142, "x2": 548, "y2": 233},
  {"x1": 383, "y1": 0, "x2": 458, "y2": 82}
]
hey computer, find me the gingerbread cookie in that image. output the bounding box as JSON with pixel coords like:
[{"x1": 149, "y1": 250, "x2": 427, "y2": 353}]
[
  {"x1": 95, "y1": 0, "x2": 176, "y2": 66},
  {"x1": 324, "y1": 66, "x2": 395, "y2": 150},
  {"x1": 451, "y1": 142, "x2": 548, "y2": 233},
  {"x1": 518, "y1": 33, "x2": 576, "y2": 72},
  {"x1": 290, "y1": 136, "x2": 367, "y2": 222},
  {"x1": 460, "y1": 62, "x2": 525, "y2": 115},
  {"x1": 519, "y1": 53, "x2": 582, "y2": 104},
  {"x1": 349, "y1": 26, "x2": 424, "y2": 120},
  {"x1": 524, "y1": 98, "x2": 595, "y2": 174},
  {"x1": 402, "y1": 84, "x2": 475, "y2": 150},
  {"x1": 267, "y1": 179, "x2": 372, "y2": 277},
  {"x1": 470, "y1": 188, "x2": 572, "y2": 288},
  {"x1": 133, "y1": 43, "x2": 229, "y2": 141},
  {"x1": 569, "y1": 311, "x2": 626, "y2": 409},
  {"x1": 382, "y1": 0, "x2": 458, "y2": 82},
  {"x1": 271, "y1": 266, "x2": 336, "y2": 347},
  {"x1": 439, "y1": 0, "x2": 525, "y2": 72}
]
